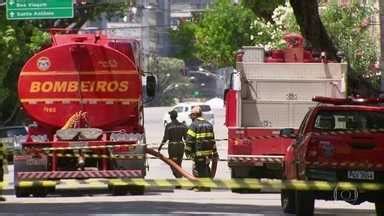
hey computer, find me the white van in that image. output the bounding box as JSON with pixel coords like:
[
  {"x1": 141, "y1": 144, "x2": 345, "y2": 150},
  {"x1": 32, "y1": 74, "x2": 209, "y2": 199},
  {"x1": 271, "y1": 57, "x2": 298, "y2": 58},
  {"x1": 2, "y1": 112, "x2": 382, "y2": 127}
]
[{"x1": 163, "y1": 103, "x2": 215, "y2": 126}]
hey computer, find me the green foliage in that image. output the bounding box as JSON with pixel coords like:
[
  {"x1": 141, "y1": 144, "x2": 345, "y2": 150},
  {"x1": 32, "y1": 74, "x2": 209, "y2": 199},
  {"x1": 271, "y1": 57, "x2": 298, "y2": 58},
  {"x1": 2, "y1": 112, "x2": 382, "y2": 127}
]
[
  {"x1": 241, "y1": 0, "x2": 285, "y2": 21},
  {"x1": 148, "y1": 57, "x2": 192, "y2": 106},
  {"x1": 170, "y1": 22, "x2": 198, "y2": 61},
  {"x1": 250, "y1": 2, "x2": 300, "y2": 49},
  {"x1": 170, "y1": 0, "x2": 298, "y2": 67},
  {"x1": 321, "y1": 0, "x2": 378, "y2": 87},
  {"x1": 272, "y1": 4, "x2": 301, "y2": 34},
  {"x1": 194, "y1": 0, "x2": 257, "y2": 67}
]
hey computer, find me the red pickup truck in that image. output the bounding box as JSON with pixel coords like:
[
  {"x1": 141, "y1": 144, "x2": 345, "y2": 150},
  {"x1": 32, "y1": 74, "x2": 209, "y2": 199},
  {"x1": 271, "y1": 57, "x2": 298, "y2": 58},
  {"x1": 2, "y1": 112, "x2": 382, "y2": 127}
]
[{"x1": 280, "y1": 96, "x2": 384, "y2": 216}]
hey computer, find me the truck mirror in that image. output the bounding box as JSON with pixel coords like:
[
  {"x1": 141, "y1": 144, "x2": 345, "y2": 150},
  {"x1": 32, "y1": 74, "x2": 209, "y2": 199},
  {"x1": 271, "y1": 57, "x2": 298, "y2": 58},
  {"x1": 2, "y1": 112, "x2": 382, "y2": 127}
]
[
  {"x1": 231, "y1": 71, "x2": 241, "y2": 91},
  {"x1": 146, "y1": 75, "x2": 156, "y2": 97},
  {"x1": 280, "y1": 128, "x2": 296, "y2": 138}
]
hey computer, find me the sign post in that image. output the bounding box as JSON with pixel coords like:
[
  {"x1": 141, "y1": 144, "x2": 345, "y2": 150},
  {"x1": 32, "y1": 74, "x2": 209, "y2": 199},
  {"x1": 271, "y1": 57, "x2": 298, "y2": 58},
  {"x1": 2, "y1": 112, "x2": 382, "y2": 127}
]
[{"x1": 7, "y1": 0, "x2": 74, "y2": 20}]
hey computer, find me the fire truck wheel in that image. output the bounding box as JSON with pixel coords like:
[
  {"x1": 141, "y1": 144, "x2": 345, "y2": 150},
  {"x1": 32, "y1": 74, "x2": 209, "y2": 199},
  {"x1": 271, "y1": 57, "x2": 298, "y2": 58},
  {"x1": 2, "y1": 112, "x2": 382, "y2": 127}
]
[
  {"x1": 15, "y1": 186, "x2": 30, "y2": 198},
  {"x1": 281, "y1": 189, "x2": 295, "y2": 214},
  {"x1": 230, "y1": 169, "x2": 260, "y2": 193},
  {"x1": 375, "y1": 202, "x2": 384, "y2": 216},
  {"x1": 128, "y1": 185, "x2": 145, "y2": 195},
  {"x1": 295, "y1": 190, "x2": 314, "y2": 216},
  {"x1": 32, "y1": 186, "x2": 48, "y2": 197}
]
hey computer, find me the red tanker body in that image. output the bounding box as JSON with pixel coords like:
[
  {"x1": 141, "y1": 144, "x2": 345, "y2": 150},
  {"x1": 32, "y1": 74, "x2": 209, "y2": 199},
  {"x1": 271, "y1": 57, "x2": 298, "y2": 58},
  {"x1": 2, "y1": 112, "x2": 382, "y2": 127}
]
[{"x1": 14, "y1": 30, "x2": 155, "y2": 197}]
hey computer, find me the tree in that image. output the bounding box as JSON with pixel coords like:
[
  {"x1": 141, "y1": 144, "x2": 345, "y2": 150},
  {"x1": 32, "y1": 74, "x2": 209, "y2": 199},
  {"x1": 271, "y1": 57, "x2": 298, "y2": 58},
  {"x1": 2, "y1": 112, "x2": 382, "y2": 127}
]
[
  {"x1": 321, "y1": 1, "x2": 377, "y2": 92},
  {"x1": 249, "y1": 3, "x2": 301, "y2": 50},
  {"x1": 380, "y1": 0, "x2": 384, "y2": 94},
  {"x1": 170, "y1": 22, "x2": 198, "y2": 65},
  {"x1": 194, "y1": 0, "x2": 257, "y2": 67},
  {"x1": 147, "y1": 57, "x2": 192, "y2": 106},
  {"x1": 241, "y1": 0, "x2": 284, "y2": 21},
  {"x1": 289, "y1": 0, "x2": 338, "y2": 59}
]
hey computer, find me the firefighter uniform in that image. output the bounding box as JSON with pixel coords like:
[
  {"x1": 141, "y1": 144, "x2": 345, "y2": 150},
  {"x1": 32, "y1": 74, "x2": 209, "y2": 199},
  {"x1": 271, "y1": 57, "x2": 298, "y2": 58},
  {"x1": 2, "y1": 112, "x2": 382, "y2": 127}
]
[
  {"x1": 186, "y1": 117, "x2": 219, "y2": 178},
  {"x1": 159, "y1": 117, "x2": 187, "y2": 178}
]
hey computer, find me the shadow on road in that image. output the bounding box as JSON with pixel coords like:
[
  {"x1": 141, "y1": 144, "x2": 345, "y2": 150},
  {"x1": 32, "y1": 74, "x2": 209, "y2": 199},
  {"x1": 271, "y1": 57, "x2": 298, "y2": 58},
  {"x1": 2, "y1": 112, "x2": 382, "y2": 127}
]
[{"x1": 0, "y1": 201, "x2": 375, "y2": 215}]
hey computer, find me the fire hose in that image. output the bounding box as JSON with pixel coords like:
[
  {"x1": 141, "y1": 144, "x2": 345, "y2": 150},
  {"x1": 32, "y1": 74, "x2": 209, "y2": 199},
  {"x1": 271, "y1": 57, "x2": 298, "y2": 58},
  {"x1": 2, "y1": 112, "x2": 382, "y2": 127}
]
[{"x1": 145, "y1": 148, "x2": 218, "y2": 180}]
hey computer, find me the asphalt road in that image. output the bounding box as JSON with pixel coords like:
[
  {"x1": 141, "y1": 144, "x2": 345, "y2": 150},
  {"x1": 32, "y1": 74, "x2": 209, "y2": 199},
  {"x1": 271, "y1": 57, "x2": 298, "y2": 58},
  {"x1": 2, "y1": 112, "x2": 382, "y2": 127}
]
[{"x1": 0, "y1": 107, "x2": 377, "y2": 215}]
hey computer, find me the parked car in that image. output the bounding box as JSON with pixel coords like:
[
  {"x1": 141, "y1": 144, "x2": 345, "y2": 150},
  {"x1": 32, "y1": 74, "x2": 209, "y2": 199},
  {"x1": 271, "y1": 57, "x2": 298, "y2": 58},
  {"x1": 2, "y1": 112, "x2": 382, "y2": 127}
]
[
  {"x1": 163, "y1": 103, "x2": 215, "y2": 126},
  {"x1": 280, "y1": 96, "x2": 384, "y2": 216},
  {"x1": 0, "y1": 126, "x2": 28, "y2": 163}
]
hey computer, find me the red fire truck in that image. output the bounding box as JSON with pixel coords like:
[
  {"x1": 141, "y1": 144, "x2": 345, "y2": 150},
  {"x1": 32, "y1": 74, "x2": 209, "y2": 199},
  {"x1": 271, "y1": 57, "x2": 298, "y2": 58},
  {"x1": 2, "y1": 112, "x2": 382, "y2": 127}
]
[
  {"x1": 14, "y1": 29, "x2": 156, "y2": 197},
  {"x1": 225, "y1": 34, "x2": 347, "y2": 182}
]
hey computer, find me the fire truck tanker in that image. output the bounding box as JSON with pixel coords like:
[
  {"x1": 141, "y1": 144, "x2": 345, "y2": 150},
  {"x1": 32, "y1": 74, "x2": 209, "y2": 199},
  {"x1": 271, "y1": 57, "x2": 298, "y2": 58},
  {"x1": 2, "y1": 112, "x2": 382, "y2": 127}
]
[{"x1": 14, "y1": 30, "x2": 156, "y2": 197}]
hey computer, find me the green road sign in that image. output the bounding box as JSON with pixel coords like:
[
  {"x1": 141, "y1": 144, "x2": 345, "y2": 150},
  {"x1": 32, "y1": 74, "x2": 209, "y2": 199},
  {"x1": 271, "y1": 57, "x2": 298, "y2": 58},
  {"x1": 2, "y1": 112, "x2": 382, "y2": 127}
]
[{"x1": 7, "y1": 0, "x2": 74, "y2": 20}]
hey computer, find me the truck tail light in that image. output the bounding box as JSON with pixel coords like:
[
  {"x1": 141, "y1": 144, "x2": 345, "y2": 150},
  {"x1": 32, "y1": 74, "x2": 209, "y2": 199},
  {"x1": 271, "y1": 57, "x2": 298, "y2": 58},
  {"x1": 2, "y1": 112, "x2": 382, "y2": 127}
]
[{"x1": 31, "y1": 134, "x2": 48, "y2": 143}]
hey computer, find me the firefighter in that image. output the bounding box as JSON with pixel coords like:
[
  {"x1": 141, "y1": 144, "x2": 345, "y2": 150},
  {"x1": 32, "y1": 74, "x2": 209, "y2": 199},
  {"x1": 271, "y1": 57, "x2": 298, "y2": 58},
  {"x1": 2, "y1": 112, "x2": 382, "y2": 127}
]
[
  {"x1": 186, "y1": 106, "x2": 219, "y2": 191},
  {"x1": 158, "y1": 110, "x2": 187, "y2": 178},
  {"x1": 0, "y1": 141, "x2": 5, "y2": 201}
]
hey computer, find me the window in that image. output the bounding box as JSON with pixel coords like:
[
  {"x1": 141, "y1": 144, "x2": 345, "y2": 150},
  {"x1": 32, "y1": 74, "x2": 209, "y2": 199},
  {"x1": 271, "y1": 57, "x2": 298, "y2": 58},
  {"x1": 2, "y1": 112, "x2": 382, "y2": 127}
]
[
  {"x1": 199, "y1": 105, "x2": 211, "y2": 112},
  {"x1": 298, "y1": 110, "x2": 312, "y2": 135},
  {"x1": 314, "y1": 110, "x2": 384, "y2": 130}
]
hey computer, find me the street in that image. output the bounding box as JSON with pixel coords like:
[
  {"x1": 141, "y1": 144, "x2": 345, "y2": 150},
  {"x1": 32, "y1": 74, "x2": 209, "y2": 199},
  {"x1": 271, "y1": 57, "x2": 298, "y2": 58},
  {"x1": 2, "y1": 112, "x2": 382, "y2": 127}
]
[{"x1": 0, "y1": 107, "x2": 376, "y2": 215}]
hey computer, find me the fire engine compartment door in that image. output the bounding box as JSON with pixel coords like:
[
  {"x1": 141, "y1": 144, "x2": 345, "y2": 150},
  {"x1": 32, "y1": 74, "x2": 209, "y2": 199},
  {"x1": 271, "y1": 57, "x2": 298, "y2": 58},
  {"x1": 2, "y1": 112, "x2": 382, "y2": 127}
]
[{"x1": 241, "y1": 100, "x2": 315, "y2": 128}]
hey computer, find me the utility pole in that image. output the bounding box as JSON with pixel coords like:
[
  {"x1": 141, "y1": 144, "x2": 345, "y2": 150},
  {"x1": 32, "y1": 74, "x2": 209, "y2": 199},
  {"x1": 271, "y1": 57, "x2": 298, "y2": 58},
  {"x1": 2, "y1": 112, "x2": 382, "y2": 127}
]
[{"x1": 380, "y1": 0, "x2": 384, "y2": 95}]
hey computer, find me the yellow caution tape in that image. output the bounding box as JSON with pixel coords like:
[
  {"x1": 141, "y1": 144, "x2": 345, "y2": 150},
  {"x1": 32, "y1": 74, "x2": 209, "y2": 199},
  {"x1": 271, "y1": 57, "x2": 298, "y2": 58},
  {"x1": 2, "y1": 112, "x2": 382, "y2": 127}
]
[
  {"x1": 0, "y1": 181, "x2": 6, "y2": 189},
  {"x1": 17, "y1": 180, "x2": 56, "y2": 188},
  {"x1": 12, "y1": 179, "x2": 384, "y2": 191}
]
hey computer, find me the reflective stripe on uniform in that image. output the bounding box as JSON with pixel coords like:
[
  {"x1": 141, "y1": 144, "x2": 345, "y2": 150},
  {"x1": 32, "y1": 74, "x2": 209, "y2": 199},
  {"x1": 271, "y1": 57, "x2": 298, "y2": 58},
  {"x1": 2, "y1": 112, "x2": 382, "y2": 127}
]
[
  {"x1": 196, "y1": 150, "x2": 213, "y2": 157},
  {"x1": 196, "y1": 132, "x2": 214, "y2": 139},
  {"x1": 169, "y1": 141, "x2": 183, "y2": 145},
  {"x1": 187, "y1": 129, "x2": 196, "y2": 137}
]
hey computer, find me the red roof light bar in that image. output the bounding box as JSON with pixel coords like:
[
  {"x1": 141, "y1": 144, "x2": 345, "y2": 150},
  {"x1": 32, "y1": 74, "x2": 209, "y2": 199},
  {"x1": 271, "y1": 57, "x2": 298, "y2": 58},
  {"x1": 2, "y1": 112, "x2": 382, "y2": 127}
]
[{"x1": 312, "y1": 96, "x2": 384, "y2": 105}]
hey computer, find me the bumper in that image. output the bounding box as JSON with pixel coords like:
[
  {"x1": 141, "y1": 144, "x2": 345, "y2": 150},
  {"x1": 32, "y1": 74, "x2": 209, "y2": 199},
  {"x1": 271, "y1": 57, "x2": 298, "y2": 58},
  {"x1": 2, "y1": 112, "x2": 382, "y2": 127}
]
[
  {"x1": 228, "y1": 155, "x2": 283, "y2": 167},
  {"x1": 16, "y1": 170, "x2": 143, "y2": 180}
]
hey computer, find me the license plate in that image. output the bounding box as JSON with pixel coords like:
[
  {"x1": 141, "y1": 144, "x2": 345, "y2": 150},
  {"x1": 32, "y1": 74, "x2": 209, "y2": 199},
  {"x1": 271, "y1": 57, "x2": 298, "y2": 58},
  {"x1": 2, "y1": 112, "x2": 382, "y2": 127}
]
[{"x1": 347, "y1": 170, "x2": 374, "y2": 180}]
